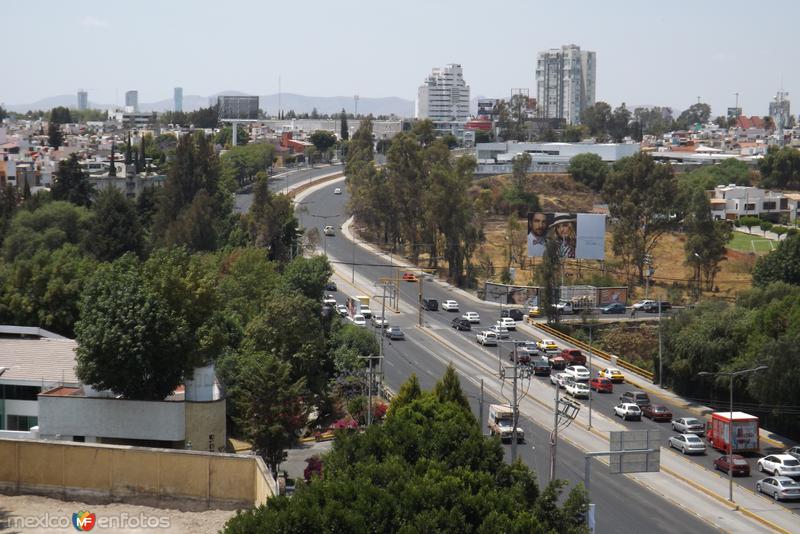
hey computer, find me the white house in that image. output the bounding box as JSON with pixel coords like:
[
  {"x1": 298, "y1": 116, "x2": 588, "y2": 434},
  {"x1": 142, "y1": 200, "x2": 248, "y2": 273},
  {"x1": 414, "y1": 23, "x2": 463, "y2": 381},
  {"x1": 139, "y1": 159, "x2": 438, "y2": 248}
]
[{"x1": 710, "y1": 185, "x2": 797, "y2": 221}]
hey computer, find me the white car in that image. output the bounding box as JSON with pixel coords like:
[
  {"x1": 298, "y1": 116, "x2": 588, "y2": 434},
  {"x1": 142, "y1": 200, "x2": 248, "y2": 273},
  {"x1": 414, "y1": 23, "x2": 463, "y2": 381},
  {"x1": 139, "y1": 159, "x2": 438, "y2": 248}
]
[
  {"x1": 614, "y1": 403, "x2": 642, "y2": 421},
  {"x1": 350, "y1": 314, "x2": 366, "y2": 326},
  {"x1": 322, "y1": 294, "x2": 337, "y2": 306},
  {"x1": 360, "y1": 307, "x2": 372, "y2": 319},
  {"x1": 564, "y1": 365, "x2": 590, "y2": 382},
  {"x1": 758, "y1": 454, "x2": 800, "y2": 477},
  {"x1": 442, "y1": 300, "x2": 459, "y2": 312},
  {"x1": 668, "y1": 433, "x2": 706, "y2": 455},
  {"x1": 497, "y1": 317, "x2": 517, "y2": 330},
  {"x1": 488, "y1": 325, "x2": 510, "y2": 339},
  {"x1": 335, "y1": 304, "x2": 348, "y2": 317},
  {"x1": 371, "y1": 315, "x2": 389, "y2": 328},
  {"x1": 324, "y1": 225, "x2": 335, "y2": 236},
  {"x1": 550, "y1": 372, "x2": 568, "y2": 388},
  {"x1": 633, "y1": 299, "x2": 655, "y2": 310},
  {"x1": 462, "y1": 312, "x2": 480, "y2": 323},
  {"x1": 334, "y1": 187, "x2": 342, "y2": 195},
  {"x1": 476, "y1": 331, "x2": 498, "y2": 346},
  {"x1": 565, "y1": 381, "x2": 590, "y2": 399}
]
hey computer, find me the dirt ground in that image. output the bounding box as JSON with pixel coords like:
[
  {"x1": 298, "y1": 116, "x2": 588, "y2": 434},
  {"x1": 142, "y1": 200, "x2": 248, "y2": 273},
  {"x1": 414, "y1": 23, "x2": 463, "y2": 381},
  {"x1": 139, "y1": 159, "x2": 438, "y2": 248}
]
[{"x1": 0, "y1": 494, "x2": 236, "y2": 534}]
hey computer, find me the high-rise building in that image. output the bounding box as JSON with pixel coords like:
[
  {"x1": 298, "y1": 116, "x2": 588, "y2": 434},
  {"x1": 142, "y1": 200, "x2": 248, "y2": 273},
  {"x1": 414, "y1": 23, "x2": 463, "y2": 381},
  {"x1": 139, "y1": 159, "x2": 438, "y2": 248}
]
[
  {"x1": 416, "y1": 64, "x2": 470, "y2": 122},
  {"x1": 77, "y1": 90, "x2": 88, "y2": 111},
  {"x1": 125, "y1": 90, "x2": 139, "y2": 112},
  {"x1": 536, "y1": 44, "x2": 596, "y2": 125},
  {"x1": 174, "y1": 87, "x2": 183, "y2": 113},
  {"x1": 769, "y1": 91, "x2": 790, "y2": 128}
]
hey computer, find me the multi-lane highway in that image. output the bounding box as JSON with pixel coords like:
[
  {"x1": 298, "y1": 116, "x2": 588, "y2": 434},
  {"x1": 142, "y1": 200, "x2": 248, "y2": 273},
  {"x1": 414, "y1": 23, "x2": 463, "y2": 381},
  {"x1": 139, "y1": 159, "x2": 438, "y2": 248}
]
[{"x1": 237, "y1": 173, "x2": 799, "y2": 532}]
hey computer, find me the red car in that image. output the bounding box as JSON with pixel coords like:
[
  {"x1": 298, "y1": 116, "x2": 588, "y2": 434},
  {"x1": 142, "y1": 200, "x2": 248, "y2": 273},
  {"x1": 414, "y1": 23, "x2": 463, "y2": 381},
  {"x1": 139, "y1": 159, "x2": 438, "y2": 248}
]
[
  {"x1": 713, "y1": 455, "x2": 750, "y2": 477},
  {"x1": 641, "y1": 404, "x2": 673, "y2": 422},
  {"x1": 589, "y1": 377, "x2": 613, "y2": 393},
  {"x1": 402, "y1": 272, "x2": 418, "y2": 282}
]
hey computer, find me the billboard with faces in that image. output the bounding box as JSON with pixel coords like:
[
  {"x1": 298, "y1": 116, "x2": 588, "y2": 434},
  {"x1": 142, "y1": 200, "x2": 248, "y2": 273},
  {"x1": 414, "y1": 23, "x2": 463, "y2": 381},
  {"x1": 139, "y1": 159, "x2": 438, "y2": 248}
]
[{"x1": 527, "y1": 212, "x2": 606, "y2": 260}]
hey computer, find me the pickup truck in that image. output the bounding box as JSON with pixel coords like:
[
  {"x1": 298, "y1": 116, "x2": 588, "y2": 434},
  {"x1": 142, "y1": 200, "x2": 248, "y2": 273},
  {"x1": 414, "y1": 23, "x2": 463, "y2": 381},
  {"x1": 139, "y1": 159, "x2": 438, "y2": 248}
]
[
  {"x1": 476, "y1": 331, "x2": 498, "y2": 346},
  {"x1": 559, "y1": 349, "x2": 586, "y2": 366},
  {"x1": 488, "y1": 404, "x2": 524, "y2": 443},
  {"x1": 548, "y1": 354, "x2": 567, "y2": 370}
]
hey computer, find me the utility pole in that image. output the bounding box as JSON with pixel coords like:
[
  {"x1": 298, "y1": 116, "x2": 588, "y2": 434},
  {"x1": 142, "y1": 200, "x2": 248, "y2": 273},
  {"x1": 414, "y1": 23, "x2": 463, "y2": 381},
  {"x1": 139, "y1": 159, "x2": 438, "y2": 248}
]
[
  {"x1": 658, "y1": 299, "x2": 663, "y2": 388},
  {"x1": 418, "y1": 274, "x2": 423, "y2": 327},
  {"x1": 378, "y1": 283, "x2": 388, "y2": 393},
  {"x1": 479, "y1": 379, "x2": 485, "y2": 436},
  {"x1": 549, "y1": 385, "x2": 560, "y2": 482},
  {"x1": 511, "y1": 343, "x2": 519, "y2": 461}
]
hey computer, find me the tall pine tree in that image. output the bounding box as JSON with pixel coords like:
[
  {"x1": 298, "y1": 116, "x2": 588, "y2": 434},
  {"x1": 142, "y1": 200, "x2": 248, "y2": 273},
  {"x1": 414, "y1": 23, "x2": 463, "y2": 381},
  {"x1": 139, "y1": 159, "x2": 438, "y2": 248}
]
[
  {"x1": 108, "y1": 141, "x2": 117, "y2": 177},
  {"x1": 340, "y1": 108, "x2": 349, "y2": 140},
  {"x1": 48, "y1": 122, "x2": 64, "y2": 149}
]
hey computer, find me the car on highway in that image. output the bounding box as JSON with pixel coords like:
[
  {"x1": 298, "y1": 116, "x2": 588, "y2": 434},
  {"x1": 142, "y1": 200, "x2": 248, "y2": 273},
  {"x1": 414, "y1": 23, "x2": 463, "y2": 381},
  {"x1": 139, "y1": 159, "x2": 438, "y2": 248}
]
[
  {"x1": 322, "y1": 294, "x2": 337, "y2": 306},
  {"x1": 714, "y1": 455, "x2": 750, "y2": 477},
  {"x1": 757, "y1": 454, "x2": 800, "y2": 477},
  {"x1": 756, "y1": 476, "x2": 800, "y2": 501},
  {"x1": 350, "y1": 314, "x2": 366, "y2": 326},
  {"x1": 462, "y1": 312, "x2": 480, "y2": 323},
  {"x1": 530, "y1": 357, "x2": 551, "y2": 376},
  {"x1": 566, "y1": 381, "x2": 590, "y2": 399},
  {"x1": 550, "y1": 372, "x2": 568, "y2": 388},
  {"x1": 526, "y1": 306, "x2": 541, "y2": 322},
  {"x1": 402, "y1": 272, "x2": 418, "y2": 282},
  {"x1": 537, "y1": 339, "x2": 558, "y2": 351},
  {"x1": 422, "y1": 298, "x2": 438, "y2": 311},
  {"x1": 325, "y1": 282, "x2": 338, "y2": 291},
  {"x1": 500, "y1": 308, "x2": 524, "y2": 321},
  {"x1": 476, "y1": 330, "x2": 498, "y2": 346},
  {"x1": 599, "y1": 367, "x2": 625, "y2": 383},
  {"x1": 335, "y1": 304, "x2": 348, "y2": 317},
  {"x1": 614, "y1": 403, "x2": 642, "y2": 421},
  {"x1": 324, "y1": 225, "x2": 335, "y2": 236},
  {"x1": 333, "y1": 187, "x2": 342, "y2": 195},
  {"x1": 497, "y1": 317, "x2": 517, "y2": 330},
  {"x1": 633, "y1": 299, "x2": 655, "y2": 310},
  {"x1": 601, "y1": 302, "x2": 626, "y2": 314},
  {"x1": 518, "y1": 341, "x2": 540, "y2": 357},
  {"x1": 564, "y1": 365, "x2": 590, "y2": 382},
  {"x1": 371, "y1": 315, "x2": 389, "y2": 328},
  {"x1": 619, "y1": 390, "x2": 651, "y2": 407},
  {"x1": 669, "y1": 434, "x2": 706, "y2": 455},
  {"x1": 787, "y1": 446, "x2": 800, "y2": 461},
  {"x1": 489, "y1": 324, "x2": 510, "y2": 339},
  {"x1": 643, "y1": 300, "x2": 672, "y2": 313},
  {"x1": 672, "y1": 417, "x2": 705, "y2": 436},
  {"x1": 384, "y1": 326, "x2": 405, "y2": 340},
  {"x1": 641, "y1": 404, "x2": 673, "y2": 422},
  {"x1": 451, "y1": 317, "x2": 471, "y2": 331},
  {"x1": 589, "y1": 377, "x2": 613, "y2": 393},
  {"x1": 442, "y1": 300, "x2": 459, "y2": 311}
]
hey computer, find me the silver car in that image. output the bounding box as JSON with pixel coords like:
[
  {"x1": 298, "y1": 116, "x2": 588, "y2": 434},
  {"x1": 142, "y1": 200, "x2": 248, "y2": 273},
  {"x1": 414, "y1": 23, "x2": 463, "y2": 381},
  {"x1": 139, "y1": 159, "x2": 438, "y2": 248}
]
[
  {"x1": 756, "y1": 476, "x2": 800, "y2": 501},
  {"x1": 669, "y1": 433, "x2": 706, "y2": 455},
  {"x1": 785, "y1": 446, "x2": 800, "y2": 461},
  {"x1": 671, "y1": 417, "x2": 705, "y2": 436}
]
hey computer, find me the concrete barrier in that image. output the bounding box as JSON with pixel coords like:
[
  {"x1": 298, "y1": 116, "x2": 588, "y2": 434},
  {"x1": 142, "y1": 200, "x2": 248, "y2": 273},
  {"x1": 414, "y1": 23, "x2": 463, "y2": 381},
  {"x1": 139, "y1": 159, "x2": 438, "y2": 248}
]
[{"x1": 0, "y1": 438, "x2": 275, "y2": 511}]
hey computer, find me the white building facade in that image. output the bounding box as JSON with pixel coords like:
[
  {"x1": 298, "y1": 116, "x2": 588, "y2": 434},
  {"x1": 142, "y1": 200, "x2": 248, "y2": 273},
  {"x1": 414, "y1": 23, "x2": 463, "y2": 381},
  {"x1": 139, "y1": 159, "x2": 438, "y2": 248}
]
[
  {"x1": 536, "y1": 45, "x2": 596, "y2": 125},
  {"x1": 416, "y1": 64, "x2": 470, "y2": 122},
  {"x1": 710, "y1": 185, "x2": 797, "y2": 221},
  {"x1": 475, "y1": 141, "x2": 638, "y2": 174}
]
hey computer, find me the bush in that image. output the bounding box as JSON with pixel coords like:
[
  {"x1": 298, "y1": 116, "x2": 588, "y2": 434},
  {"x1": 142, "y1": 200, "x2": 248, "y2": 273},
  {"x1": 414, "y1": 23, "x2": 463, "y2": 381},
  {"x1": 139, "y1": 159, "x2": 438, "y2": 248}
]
[
  {"x1": 760, "y1": 221, "x2": 774, "y2": 233},
  {"x1": 788, "y1": 228, "x2": 798, "y2": 237}
]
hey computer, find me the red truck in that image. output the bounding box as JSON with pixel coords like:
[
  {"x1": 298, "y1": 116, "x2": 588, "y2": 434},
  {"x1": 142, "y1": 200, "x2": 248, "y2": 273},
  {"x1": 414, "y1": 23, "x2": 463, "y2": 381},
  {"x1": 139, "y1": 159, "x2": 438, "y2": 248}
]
[
  {"x1": 559, "y1": 349, "x2": 586, "y2": 366},
  {"x1": 706, "y1": 412, "x2": 760, "y2": 453}
]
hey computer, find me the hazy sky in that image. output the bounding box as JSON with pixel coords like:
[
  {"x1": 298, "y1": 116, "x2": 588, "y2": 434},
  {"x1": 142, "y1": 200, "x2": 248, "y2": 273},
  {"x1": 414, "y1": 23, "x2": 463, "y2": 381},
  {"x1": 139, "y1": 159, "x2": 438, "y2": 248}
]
[{"x1": 4, "y1": 0, "x2": 799, "y2": 116}]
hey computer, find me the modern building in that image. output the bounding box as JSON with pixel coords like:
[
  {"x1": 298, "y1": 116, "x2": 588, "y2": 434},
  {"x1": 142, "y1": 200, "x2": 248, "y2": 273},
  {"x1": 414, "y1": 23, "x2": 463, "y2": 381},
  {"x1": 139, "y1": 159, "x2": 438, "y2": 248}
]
[
  {"x1": 0, "y1": 326, "x2": 78, "y2": 436},
  {"x1": 174, "y1": 86, "x2": 183, "y2": 113},
  {"x1": 475, "y1": 141, "x2": 638, "y2": 174},
  {"x1": 536, "y1": 44, "x2": 596, "y2": 125},
  {"x1": 416, "y1": 64, "x2": 470, "y2": 122},
  {"x1": 710, "y1": 185, "x2": 798, "y2": 222},
  {"x1": 125, "y1": 90, "x2": 139, "y2": 112},
  {"x1": 77, "y1": 90, "x2": 88, "y2": 111}
]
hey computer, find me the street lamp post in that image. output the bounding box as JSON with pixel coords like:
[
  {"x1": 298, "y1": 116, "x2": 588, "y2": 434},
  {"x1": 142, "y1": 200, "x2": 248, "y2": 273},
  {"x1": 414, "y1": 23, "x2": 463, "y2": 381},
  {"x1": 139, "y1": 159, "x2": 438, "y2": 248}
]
[{"x1": 697, "y1": 365, "x2": 768, "y2": 504}]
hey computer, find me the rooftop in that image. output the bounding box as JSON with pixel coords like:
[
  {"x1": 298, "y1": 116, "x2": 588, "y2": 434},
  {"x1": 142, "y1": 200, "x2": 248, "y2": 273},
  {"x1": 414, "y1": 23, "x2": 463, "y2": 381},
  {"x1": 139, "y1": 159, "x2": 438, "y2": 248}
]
[{"x1": 0, "y1": 334, "x2": 78, "y2": 385}]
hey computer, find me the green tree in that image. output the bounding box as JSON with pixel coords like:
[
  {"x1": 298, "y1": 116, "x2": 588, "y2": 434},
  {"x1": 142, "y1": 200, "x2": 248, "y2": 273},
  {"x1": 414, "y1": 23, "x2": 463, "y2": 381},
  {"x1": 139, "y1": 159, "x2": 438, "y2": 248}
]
[
  {"x1": 609, "y1": 103, "x2": 632, "y2": 142},
  {"x1": 86, "y1": 187, "x2": 143, "y2": 261},
  {"x1": 339, "y1": 109, "x2": 349, "y2": 140},
  {"x1": 51, "y1": 154, "x2": 93, "y2": 206},
  {"x1": 163, "y1": 189, "x2": 219, "y2": 251},
  {"x1": 75, "y1": 256, "x2": 191, "y2": 400},
  {"x1": 569, "y1": 153, "x2": 608, "y2": 192},
  {"x1": 281, "y1": 255, "x2": 332, "y2": 301},
  {"x1": 0, "y1": 105, "x2": 7, "y2": 121},
  {"x1": 214, "y1": 125, "x2": 250, "y2": 147},
  {"x1": 1, "y1": 200, "x2": 91, "y2": 262},
  {"x1": 603, "y1": 153, "x2": 679, "y2": 281},
  {"x1": 248, "y1": 175, "x2": 299, "y2": 262},
  {"x1": 220, "y1": 144, "x2": 276, "y2": 187},
  {"x1": 753, "y1": 235, "x2": 800, "y2": 286},
  {"x1": 108, "y1": 141, "x2": 117, "y2": 177},
  {"x1": 539, "y1": 237, "x2": 561, "y2": 324},
  {"x1": 675, "y1": 102, "x2": 711, "y2": 130},
  {"x1": 759, "y1": 146, "x2": 800, "y2": 189},
  {"x1": 224, "y1": 349, "x2": 308, "y2": 476},
  {"x1": 580, "y1": 101, "x2": 612, "y2": 139},
  {"x1": 0, "y1": 185, "x2": 18, "y2": 240},
  {"x1": 684, "y1": 189, "x2": 732, "y2": 293},
  {"x1": 309, "y1": 130, "x2": 336, "y2": 155},
  {"x1": 387, "y1": 374, "x2": 422, "y2": 416},
  {"x1": 47, "y1": 122, "x2": 63, "y2": 149},
  {"x1": 49, "y1": 106, "x2": 73, "y2": 124},
  {"x1": 561, "y1": 125, "x2": 588, "y2": 142},
  {"x1": 433, "y1": 363, "x2": 470, "y2": 413},
  {"x1": 738, "y1": 215, "x2": 761, "y2": 234}
]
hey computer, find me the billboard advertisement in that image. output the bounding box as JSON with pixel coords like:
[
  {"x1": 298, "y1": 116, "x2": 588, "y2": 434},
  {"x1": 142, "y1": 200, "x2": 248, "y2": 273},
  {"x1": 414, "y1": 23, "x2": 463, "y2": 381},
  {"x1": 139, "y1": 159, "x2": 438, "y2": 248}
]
[
  {"x1": 527, "y1": 212, "x2": 606, "y2": 260},
  {"x1": 218, "y1": 95, "x2": 260, "y2": 120},
  {"x1": 598, "y1": 287, "x2": 628, "y2": 306},
  {"x1": 484, "y1": 282, "x2": 539, "y2": 307}
]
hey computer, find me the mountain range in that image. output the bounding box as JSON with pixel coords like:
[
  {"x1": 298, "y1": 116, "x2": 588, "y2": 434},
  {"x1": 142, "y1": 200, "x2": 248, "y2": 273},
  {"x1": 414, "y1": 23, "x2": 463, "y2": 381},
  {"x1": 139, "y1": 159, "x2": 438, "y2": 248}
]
[{"x1": 4, "y1": 91, "x2": 416, "y2": 117}]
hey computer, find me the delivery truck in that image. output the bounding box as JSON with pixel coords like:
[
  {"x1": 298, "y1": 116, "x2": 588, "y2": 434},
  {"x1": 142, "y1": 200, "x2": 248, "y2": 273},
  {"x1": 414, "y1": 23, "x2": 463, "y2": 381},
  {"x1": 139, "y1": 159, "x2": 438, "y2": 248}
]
[
  {"x1": 346, "y1": 295, "x2": 372, "y2": 318},
  {"x1": 705, "y1": 411, "x2": 759, "y2": 453}
]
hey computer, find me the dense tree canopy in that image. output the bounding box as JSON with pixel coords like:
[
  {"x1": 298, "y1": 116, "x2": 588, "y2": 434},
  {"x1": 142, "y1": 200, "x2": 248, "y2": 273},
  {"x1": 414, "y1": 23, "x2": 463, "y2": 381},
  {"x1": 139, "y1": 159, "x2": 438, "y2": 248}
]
[
  {"x1": 86, "y1": 187, "x2": 144, "y2": 261},
  {"x1": 753, "y1": 234, "x2": 800, "y2": 286},
  {"x1": 758, "y1": 146, "x2": 800, "y2": 189},
  {"x1": 51, "y1": 154, "x2": 94, "y2": 207},
  {"x1": 568, "y1": 153, "x2": 608, "y2": 192}
]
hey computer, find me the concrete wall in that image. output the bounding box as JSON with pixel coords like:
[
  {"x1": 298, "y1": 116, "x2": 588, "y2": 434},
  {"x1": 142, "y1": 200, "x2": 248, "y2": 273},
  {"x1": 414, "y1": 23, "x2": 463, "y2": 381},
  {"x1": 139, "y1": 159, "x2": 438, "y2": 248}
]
[
  {"x1": 38, "y1": 395, "x2": 185, "y2": 441},
  {"x1": 0, "y1": 438, "x2": 275, "y2": 510},
  {"x1": 184, "y1": 400, "x2": 226, "y2": 453}
]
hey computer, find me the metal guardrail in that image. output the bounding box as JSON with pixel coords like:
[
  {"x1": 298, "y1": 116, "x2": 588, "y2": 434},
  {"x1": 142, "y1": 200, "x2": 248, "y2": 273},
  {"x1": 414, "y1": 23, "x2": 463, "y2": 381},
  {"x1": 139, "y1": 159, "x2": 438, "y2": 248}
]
[
  {"x1": 536, "y1": 323, "x2": 656, "y2": 383},
  {"x1": 286, "y1": 172, "x2": 345, "y2": 199}
]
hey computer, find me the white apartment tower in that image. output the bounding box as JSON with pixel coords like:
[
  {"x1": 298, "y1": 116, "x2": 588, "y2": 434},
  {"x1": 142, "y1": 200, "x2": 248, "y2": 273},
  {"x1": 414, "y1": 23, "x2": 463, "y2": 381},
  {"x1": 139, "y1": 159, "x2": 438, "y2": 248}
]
[
  {"x1": 416, "y1": 64, "x2": 470, "y2": 121},
  {"x1": 536, "y1": 45, "x2": 596, "y2": 125}
]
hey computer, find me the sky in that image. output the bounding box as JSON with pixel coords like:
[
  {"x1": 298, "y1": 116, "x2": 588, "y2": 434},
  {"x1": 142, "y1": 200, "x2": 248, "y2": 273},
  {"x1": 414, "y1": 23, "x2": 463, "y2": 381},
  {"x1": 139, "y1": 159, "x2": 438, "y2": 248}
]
[{"x1": 4, "y1": 0, "x2": 800, "y2": 117}]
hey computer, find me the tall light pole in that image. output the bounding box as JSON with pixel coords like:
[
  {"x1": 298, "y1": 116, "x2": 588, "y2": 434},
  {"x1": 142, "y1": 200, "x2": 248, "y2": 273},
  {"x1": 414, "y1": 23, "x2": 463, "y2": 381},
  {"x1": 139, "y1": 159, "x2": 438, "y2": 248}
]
[{"x1": 697, "y1": 365, "x2": 768, "y2": 504}]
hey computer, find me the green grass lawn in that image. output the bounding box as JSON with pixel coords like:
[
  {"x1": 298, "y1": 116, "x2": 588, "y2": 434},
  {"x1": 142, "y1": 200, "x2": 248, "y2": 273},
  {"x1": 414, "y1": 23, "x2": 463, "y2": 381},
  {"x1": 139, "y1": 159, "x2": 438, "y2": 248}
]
[{"x1": 727, "y1": 232, "x2": 776, "y2": 254}]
